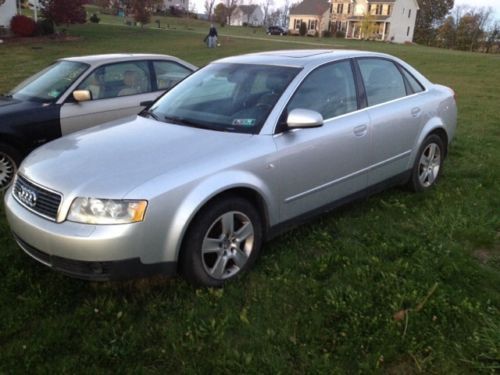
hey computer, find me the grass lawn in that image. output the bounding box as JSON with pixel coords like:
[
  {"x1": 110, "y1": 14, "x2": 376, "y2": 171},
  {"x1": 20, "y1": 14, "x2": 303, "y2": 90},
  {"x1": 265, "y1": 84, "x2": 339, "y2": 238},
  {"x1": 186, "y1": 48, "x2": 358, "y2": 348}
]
[{"x1": 0, "y1": 19, "x2": 499, "y2": 373}]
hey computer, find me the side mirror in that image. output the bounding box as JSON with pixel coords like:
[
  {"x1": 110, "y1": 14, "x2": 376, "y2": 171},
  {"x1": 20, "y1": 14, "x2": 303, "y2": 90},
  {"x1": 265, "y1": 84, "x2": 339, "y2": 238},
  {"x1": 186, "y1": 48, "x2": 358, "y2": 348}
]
[
  {"x1": 73, "y1": 90, "x2": 92, "y2": 102},
  {"x1": 287, "y1": 108, "x2": 323, "y2": 129}
]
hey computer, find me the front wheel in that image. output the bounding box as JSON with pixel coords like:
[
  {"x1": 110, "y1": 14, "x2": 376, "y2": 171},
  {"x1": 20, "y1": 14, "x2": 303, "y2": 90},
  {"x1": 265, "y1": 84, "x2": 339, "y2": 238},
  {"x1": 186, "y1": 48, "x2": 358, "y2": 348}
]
[
  {"x1": 180, "y1": 197, "x2": 263, "y2": 287},
  {"x1": 0, "y1": 143, "x2": 21, "y2": 192},
  {"x1": 408, "y1": 134, "x2": 444, "y2": 192}
]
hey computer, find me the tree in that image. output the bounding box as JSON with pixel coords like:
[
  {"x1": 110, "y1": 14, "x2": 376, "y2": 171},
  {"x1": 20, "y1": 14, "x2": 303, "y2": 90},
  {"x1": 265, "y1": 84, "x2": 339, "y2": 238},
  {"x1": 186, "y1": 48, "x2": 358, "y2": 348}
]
[
  {"x1": 40, "y1": 0, "x2": 86, "y2": 26},
  {"x1": 128, "y1": 0, "x2": 162, "y2": 26},
  {"x1": 436, "y1": 15, "x2": 456, "y2": 49},
  {"x1": 360, "y1": 12, "x2": 377, "y2": 40},
  {"x1": 484, "y1": 21, "x2": 499, "y2": 53},
  {"x1": 455, "y1": 7, "x2": 493, "y2": 52},
  {"x1": 225, "y1": 0, "x2": 238, "y2": 25},
  {"x1": 204, "y1": 0, "x2": 216, "y2": 21},
  {"x1": 261, "y1": 0, "x2": 273, "y2": 26},
  {"x1": 414, "y1": 0, "x2": 454, "y2": 45},
  {"x1": 214, "y1": 3, "x2": 229, "y2": 25}
]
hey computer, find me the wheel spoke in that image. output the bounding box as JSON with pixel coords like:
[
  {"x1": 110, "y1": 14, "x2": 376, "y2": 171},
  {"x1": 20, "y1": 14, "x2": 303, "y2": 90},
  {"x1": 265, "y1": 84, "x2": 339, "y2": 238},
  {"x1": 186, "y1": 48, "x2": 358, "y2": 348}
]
[
  {"x1": 232, "y1": 248, "x2": 248, "y2": 268},
  {"x1": 210, "y1": 255, "x2": 228, "y2": 279},
  {"x1": 419, "y1": 169, "x2": 429, "y2": 185},
  {"x1": 234, "y1": 222, "x2": 253, "y2": 242},
  {"x1": 202, "y1": 237, "x2": 222, "y2": 254},
  {"x1": 221, "y1": 212, "x2": 234, "y2": 235},
  {"x1": 428, "y1": 144, "x2": 436, "y2": 161}
]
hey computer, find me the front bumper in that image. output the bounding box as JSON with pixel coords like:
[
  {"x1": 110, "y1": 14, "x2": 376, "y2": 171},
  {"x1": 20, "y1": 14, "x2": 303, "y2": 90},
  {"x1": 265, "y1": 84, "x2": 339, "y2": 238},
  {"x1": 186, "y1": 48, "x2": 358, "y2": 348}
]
[{"x1": 4, "y1": 190, "x2": 176, "y2": 281}]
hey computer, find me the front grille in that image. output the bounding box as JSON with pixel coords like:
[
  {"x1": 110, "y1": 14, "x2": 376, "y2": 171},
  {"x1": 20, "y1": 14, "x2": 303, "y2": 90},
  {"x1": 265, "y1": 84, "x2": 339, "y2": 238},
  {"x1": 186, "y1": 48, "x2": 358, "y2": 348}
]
[{"x1": 12, "y1": 175, "x2": 62, "y2": 221}]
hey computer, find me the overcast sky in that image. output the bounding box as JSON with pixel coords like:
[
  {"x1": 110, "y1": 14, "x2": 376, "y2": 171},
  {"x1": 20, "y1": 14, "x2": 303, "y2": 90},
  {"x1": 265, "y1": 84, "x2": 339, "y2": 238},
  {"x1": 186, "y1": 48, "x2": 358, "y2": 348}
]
[{"x1": 193, "y1": 0, "x2": 500, "y2": 20}]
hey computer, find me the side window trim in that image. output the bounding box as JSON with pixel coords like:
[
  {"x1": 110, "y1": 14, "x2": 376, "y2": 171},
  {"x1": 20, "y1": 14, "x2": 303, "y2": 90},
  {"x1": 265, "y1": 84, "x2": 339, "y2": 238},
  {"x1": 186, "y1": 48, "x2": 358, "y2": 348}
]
[
  {"x1": 355, "y1": 56, "x2": 410, "y2": 107},
  {"x1": 276, "y1": 58, "x2": 360, "y2": 134},
  {"x1": 151, "y1": 60, "x2": 194, "y2": 93},
  {"x1": 352, "y1": 58, "x2": 368, "y2": 110}
]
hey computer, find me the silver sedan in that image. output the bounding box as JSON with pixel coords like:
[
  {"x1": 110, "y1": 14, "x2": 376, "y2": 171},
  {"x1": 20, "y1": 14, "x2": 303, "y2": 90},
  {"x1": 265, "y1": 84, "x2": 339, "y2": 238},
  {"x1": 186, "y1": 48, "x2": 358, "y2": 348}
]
[{"x1": 4, "y1": 50, "x2": 457, "y2": 286}]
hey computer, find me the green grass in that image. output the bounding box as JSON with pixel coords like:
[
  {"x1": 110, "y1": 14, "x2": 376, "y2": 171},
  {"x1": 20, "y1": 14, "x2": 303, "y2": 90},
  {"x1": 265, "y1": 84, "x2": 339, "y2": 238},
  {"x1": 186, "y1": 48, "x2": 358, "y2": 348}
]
[{"x1": 0, "y1": 19, "x2": 499, "y2": 374}]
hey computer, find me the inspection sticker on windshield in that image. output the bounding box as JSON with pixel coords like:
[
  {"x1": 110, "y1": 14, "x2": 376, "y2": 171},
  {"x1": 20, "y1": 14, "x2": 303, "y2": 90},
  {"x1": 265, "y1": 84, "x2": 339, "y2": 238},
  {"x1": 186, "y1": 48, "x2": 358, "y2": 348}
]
[{"x1": 232, "y1": 119, "x2": 256, "y2": 127}]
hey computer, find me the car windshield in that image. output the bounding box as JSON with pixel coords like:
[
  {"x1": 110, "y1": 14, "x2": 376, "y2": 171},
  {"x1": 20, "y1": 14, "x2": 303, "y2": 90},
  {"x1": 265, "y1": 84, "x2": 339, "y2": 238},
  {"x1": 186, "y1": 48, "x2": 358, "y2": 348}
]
[
  {"x1": 10, "y1": 61, "x2": 89, "y2": 102},
  {"x1": 148, "y1": 63, "x2": 300, "y2": 134}
]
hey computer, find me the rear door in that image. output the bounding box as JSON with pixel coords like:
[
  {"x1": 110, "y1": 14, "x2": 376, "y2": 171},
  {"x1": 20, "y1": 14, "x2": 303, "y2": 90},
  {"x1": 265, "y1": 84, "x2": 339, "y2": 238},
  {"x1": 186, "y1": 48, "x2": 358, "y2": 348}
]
[{"x1": 355, "y1": 57, "x2": 426, "y2": 185}]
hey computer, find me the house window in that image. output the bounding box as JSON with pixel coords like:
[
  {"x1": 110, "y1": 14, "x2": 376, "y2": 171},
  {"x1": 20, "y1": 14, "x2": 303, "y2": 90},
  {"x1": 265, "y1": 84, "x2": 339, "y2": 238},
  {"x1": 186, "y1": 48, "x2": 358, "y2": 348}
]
[
  {"x1": 347, "y1": 4, "x2": 351, "y2": 14},
  {"x1": 368, "y1": 4, "x2": 372, "y2": 13},
  {"x1": 294, "y1": 19, "x2": 302, "y2": 29},
  {"x1": 387, "y1": 5, "x2": 391, "y2": 15},
  {"x1": 308, "y1": 19, "x2": 317, "y2": 30},
  {"x1": 337, "y1": 4, "x2": 343, "y2": 14},
  {"x1": 407, "y1": 26, "x2": 410, "y2": 36},
  {"x1": 408, "y1": 9, "x2": 411, "y2": 18},
  {"x1": 376, "y1": 5, "x2": 383, "y2": 15}
]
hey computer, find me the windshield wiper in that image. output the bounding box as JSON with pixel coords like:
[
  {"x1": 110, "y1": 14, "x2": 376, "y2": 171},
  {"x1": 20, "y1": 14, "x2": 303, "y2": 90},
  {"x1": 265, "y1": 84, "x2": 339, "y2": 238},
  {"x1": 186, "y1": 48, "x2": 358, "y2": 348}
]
[
  {"x1": 140, "y1": 109, "x2": 162, "y2": 122},
  {"x1": 163, "y1": 115, "x2": 219, "y2": 131}
]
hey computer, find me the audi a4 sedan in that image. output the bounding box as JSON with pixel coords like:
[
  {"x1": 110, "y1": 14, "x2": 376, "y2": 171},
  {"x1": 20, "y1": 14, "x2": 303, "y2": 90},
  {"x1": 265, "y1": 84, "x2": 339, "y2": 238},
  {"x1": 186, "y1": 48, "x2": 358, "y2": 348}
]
[
  {"x1": 4, "y1": 50, "x2": 457, "y2": 286},
  {"x1": 0, "y1": 53, "x2": 196, "y2": 191}
]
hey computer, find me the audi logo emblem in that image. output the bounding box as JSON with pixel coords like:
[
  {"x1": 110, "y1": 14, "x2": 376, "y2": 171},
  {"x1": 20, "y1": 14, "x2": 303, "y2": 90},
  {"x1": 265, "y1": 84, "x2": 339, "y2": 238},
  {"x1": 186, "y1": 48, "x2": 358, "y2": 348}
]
[{"x1": 17, "y1": 186, "x2": 38, "y2": 208}]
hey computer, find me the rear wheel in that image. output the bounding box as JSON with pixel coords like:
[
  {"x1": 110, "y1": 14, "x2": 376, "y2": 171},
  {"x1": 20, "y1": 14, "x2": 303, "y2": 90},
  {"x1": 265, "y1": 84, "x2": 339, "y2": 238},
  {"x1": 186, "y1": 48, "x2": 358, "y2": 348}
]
[
  {"x1": 409, "y1": 134, "x2": 444, "y2": 192},
  {"x1": 0, "y1": 143, "x2": 21, "y2": 192},
  {"x1": 180, "y1": 196, "x2": 263, "y2": 287}
]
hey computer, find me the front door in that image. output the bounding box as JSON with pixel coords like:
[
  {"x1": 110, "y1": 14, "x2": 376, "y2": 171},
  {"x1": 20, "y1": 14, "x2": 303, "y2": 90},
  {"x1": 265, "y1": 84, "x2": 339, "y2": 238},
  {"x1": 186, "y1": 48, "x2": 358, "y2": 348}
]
[{"x1": 273, "y1": 60, "x2": 371, "y2": 221}]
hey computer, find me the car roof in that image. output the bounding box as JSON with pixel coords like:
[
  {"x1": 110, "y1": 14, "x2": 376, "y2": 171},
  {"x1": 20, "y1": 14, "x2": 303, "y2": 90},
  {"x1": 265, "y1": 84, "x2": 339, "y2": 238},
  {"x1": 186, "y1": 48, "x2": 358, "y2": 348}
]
[
  {"x1": 59, "y1": 53, "x2": 197, "y2": 69},
  {"x1": 214, "y1": 49, "x2": 393, "y2": 68}
]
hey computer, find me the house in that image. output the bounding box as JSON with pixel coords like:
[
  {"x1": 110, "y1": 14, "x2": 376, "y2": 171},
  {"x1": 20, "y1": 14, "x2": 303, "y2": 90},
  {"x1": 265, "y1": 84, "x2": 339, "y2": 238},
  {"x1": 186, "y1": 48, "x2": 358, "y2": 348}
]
[
  {"x1": 230, "y1": 5, "x2": 264, "y2": 26},
  {"x1": 289, "y1": 0, "x2": 330, "y2": 36},
  {"x1": 331, "y1": 0, "x2": 419, "y2": 43},
  {"x1": 0, "y1": 0, "x2": 17, "y2": 29},
  {"x1": 160, "y1": 0, "x2": 189, "y2": 12}
]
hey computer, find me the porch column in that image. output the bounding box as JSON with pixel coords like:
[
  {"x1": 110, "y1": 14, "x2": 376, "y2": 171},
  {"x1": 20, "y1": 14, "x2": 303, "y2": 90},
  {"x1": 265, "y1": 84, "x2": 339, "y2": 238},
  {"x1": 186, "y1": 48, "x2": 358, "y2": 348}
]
[
  {"x1": 346, "y1": 21, "x2": 351, "y2": 38},
  {"x1": 382, "y1": 22, "x2": 387, "y2": 41}
]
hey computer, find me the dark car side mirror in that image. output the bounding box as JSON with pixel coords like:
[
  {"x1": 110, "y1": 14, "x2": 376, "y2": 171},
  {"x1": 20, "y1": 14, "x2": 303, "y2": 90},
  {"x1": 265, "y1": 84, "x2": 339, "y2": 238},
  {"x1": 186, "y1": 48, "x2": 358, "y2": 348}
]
[{"x1": 287, "y1": 109, "x2": 323, "y2": 129}]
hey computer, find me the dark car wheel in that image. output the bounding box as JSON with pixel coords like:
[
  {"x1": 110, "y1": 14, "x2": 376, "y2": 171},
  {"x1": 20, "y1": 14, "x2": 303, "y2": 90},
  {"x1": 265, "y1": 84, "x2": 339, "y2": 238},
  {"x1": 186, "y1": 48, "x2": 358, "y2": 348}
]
[
  {"x1": 0, "y1": 143, "x2": 21, "y2": 192},
  {"x1": 180, "y1": 196, "x2": 263, "y2": 287},
  {"x1": 409, "y1": 134, "x2": 444, "y2": 192}
]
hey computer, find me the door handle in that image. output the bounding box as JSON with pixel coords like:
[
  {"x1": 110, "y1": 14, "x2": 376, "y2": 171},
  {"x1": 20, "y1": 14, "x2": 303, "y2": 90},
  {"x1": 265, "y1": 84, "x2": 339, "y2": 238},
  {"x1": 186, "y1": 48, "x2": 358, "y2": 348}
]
[
  {"x1": 353, "y1": 124, "x2": 368, "y2": 137},
  {"x1": 411, "y1": 107, "x2": 421, "y2": 117}
]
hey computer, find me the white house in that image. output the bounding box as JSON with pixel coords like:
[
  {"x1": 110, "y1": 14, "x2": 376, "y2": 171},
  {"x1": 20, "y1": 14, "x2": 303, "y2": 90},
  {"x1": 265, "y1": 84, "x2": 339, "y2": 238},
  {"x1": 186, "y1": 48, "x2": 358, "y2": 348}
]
[
  {"x1": 331, "y1": 0, "x2": 419, "y2": 43},
  {"x1": 160, "y1": 0, "x2": 189, "y2": 11},
  {"x1": 230, "y1": 5, "x2": 264, "y2": 26},
  {"x1": 288, "y1": 0, "x2": 330, "y2": 36},
  {"x1": 0, "y1": 0, "x2": 17, "y2": 29}
]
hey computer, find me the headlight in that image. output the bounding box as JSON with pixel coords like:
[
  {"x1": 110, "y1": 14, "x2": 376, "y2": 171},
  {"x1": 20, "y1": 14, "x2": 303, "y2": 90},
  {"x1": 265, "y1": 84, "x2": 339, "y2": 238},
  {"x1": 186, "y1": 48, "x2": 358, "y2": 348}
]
[{"x1": 67, "y1": 198, "x2": 148, "y2": 224}]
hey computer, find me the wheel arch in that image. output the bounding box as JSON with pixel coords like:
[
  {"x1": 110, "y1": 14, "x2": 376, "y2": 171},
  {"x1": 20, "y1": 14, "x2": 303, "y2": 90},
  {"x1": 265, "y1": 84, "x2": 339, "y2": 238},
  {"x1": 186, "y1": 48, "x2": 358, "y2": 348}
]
[
  {"x1": 410, "y1": 119, "x2": 449, "y2": 167},
  {"x1": 163, "y1": 172, "x2": 277, "y2": 263}
]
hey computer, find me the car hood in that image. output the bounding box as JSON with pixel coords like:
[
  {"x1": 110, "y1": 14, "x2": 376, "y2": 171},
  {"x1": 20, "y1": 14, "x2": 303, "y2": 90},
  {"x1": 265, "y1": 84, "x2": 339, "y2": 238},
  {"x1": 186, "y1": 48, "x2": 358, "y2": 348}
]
[
  {"x1": 0, "y1": 96, "x2": 43, "y2": 114},
  {"x1": 19, "y1": 116, "x2": 254, "y2": 198}
]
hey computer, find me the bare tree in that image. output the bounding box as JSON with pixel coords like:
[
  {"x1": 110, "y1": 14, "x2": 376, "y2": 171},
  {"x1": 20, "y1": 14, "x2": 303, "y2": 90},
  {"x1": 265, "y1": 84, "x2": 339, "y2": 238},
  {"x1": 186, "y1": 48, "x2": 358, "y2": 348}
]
[
  {"x1": 204, "y1": 0, "x2": 216, "y2": 21},
  {"x1": 468, "y1": 7, "x2": 493, "y2": 52},
  {"x1": 261, "y1": 0, "x2": 273, "y2": 26},
  {"x1": 225, "y1": 0, "x2": 238, "y2": 25}
]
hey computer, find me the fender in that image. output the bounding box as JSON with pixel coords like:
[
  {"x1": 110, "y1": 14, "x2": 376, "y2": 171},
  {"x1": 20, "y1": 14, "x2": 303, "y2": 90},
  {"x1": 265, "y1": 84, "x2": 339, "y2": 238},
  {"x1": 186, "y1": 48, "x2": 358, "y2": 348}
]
[
  {"x1": 408, "y1": 117, "x2": 449, "y2": 168},
  {"x1": 164, "y1": 170, "x2": 278, "y2": 260}
]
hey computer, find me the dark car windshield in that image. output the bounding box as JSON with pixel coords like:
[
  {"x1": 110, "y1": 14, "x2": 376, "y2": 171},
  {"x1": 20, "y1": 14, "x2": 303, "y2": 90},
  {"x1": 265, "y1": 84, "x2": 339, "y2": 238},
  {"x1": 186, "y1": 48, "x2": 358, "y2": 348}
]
[
  {"x1": 10, "y1": 61, "x2": 89, "y2": 102},
  {"x1": 148, "y1": 63, "x2": 300, "y2": 134}
]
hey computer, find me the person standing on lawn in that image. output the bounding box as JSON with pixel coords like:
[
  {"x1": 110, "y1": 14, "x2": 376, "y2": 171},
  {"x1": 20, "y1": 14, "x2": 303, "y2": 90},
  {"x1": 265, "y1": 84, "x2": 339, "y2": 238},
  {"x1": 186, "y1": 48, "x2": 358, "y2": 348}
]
[{"x1": 207, "y1": 24, "x2": 218, "y2": 48}]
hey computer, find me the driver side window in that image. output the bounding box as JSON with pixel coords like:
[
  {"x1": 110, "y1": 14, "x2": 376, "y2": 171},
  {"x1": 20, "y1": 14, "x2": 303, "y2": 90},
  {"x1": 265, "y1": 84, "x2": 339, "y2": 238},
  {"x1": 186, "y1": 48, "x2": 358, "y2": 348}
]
[{"x1": 286, "y1": 61, "x2": 358, "y2": 120}]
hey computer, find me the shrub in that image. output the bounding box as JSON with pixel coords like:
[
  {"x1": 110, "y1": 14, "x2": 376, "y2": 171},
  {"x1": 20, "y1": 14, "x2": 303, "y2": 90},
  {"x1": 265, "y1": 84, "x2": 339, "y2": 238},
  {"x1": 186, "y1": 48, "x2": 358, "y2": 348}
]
[
  {"x1": 10, "y1": 15, "x2": 37, "y2": 37},
  {"x1": 299, "y1": 21, "x2": 307, "y2": 36},
  {"x1": 322, "y1": 30, "x2": 332, "y2": 38},
  {"x1": 36, "y1": 19, "x2": 55, "y2": 35},
  {"x1": 335, "y1": 30, "x2": 346, "y2": 38},
  {"x1": 89, "y1": 13, "x2": 100, "y2": 23}
]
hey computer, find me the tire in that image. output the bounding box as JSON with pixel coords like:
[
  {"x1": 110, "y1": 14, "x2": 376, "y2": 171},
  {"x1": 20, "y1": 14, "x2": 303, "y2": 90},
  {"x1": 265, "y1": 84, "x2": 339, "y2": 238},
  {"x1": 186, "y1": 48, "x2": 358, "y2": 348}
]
[
  {"x1": 0, "y1": 143, "x2": 21, "y2": 192},
  {"x1": 180, "y1": 196, "x2": 263, "y2": 287},
  {"x1": 408, "y1": 134, "x2": 444, "y2": 192}
]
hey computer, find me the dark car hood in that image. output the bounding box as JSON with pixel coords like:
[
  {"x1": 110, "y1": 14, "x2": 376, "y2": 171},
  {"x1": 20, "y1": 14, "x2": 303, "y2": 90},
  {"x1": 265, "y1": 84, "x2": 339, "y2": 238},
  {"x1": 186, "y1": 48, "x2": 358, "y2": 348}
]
[{"x1": 0, "y1": 96, "x2": 47, "y2": 114}]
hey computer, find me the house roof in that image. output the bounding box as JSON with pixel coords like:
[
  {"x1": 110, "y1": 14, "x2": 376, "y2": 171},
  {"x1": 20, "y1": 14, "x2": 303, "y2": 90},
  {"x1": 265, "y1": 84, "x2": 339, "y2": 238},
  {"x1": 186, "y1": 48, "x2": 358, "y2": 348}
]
[
  {"x1": 235, "y1": 5, "x2": 260, "y2": 15},
  {"x1": 289, "y1": 0, "x2": 330, "y2": 16}
]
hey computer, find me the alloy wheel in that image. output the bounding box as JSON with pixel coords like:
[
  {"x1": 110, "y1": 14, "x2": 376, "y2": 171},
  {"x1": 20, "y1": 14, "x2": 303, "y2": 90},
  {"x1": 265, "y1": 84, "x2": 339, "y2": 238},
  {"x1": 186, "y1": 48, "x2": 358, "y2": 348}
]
[{"x1": 418, "y1": 142, "x2": 441, "y2": 188}]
